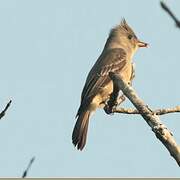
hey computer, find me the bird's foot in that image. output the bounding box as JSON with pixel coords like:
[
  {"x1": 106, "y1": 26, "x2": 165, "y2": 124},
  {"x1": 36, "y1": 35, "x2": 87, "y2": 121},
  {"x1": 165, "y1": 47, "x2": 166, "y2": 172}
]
[
  {"x1": 104, "y1": 101, "x2": 118, "y2": 115},
  {"x1": 104, "y1": 95, "x2": 126, "y2": 115}
]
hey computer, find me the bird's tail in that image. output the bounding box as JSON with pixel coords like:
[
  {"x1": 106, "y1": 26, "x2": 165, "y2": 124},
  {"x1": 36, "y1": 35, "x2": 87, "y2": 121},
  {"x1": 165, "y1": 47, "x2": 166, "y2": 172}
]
[{"x1": 72, "y1": 110, "x2": 91, "y2": 150}]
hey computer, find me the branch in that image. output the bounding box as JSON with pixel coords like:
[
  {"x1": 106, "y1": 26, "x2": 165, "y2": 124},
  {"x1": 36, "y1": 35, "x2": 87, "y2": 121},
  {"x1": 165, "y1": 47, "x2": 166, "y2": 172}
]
[
  {"x1": 160, "y1": 1, "x2": 180, "y2": 28},
  {"x1": 113, "y1": 106, "x2": 180, "y2": 115},
  {"x1": 109, "y1": 72, "x2": 180, "y2": 166},
  {"x1": 0, "y1": 100, "x2": 12, "y2": 119},
  {"x1": 22, "y1": 156, "x2": 35, "y2": 178}
]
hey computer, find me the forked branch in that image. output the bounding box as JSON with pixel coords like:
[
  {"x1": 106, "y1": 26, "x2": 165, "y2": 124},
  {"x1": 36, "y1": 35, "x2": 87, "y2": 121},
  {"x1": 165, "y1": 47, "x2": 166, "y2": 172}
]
[{"x1": 108, "y1": 72, "x2": 180, "y2": 166}]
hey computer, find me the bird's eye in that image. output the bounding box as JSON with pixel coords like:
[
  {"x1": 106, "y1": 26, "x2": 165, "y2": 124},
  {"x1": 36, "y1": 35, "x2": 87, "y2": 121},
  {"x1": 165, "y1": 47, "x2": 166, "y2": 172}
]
[{"x1": 128, "y1": 34, "x2": 133, "y2": 40}]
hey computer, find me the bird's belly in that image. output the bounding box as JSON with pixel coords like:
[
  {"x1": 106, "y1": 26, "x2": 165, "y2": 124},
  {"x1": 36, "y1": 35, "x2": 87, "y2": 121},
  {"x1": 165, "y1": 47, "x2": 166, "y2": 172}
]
[
  {"x1": 89, "y1": 81, "x2": 113, "y2": 110},
  {"x1": 119, "y1": 63, "x2": 132, "y2": 83},
  {"x1": 89, "y1": 63, "x2": 132, "y2": 111}
]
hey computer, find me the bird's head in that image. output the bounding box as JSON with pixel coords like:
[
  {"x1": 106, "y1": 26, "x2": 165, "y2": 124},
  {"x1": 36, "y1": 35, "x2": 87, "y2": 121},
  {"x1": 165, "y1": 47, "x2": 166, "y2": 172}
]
[{"x1": 107, "y1": 19, "x2": 148, "y2": 54}]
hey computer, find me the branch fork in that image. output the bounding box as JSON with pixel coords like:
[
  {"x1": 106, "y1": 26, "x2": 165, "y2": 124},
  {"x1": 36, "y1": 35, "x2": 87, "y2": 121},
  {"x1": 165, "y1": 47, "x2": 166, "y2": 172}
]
[{"x1": 105, "y1": 72, "x2": 180, "y2": 166}]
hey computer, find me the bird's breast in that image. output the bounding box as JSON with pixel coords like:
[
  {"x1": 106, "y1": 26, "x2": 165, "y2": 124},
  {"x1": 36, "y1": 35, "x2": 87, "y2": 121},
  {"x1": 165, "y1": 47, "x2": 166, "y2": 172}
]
[
  {"x1": 119, "y1": 62, "x2": 132, "y2": 83},
  {"x1": 89, "y1": 62, "x2": 132, "y2": 110}
]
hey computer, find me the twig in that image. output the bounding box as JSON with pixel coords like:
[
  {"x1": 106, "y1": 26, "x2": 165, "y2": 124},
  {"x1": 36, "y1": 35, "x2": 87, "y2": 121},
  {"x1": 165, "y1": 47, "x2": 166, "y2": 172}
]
[
  {"x1": 109, "y1": 72, "x2": 180, "y2": 166},
  {"x1": 22, "y1": 156, "x2": 35, "y2": 178},
  {"x1": 0, "y1": 100, "x2": 12, "y2": 119},
  {"x1": 160, "y1": 1, "x2": 180, "y2": 28},
  {"x1": 113, "y1": 106, "x2": 180, "y2": 115}
]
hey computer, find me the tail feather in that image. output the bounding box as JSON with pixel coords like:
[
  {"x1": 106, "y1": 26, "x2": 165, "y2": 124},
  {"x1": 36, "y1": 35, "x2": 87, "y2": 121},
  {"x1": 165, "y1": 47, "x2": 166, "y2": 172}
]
[{"x1": 72, "y1": 110, "x2": 90, "y2": 150}]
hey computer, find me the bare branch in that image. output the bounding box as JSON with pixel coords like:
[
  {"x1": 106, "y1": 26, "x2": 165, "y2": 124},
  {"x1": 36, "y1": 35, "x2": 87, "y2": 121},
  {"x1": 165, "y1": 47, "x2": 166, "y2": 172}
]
[
  {"x1": 160, "y1": 1, "x2": 180, "y2": 28},
  {"x1": 0, "y1": 100, "x2": 12, "y2": 119},
  {"x1": 109, "y1": 72, "x2": 180, "y2": 166},
  {"x1": 155, "y1": 106, "x2": 180, "y2": 115},
  {"x1": 22, "y1": 156, "x2": 35, "y2": 178},
  {"x1": 113, "y1": 106, "x2": 180, "y2": 115}
]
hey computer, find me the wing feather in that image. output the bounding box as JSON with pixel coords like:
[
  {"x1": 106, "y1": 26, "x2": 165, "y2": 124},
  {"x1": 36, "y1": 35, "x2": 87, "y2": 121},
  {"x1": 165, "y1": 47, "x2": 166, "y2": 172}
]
[{"x1": 78, "y1": 48, "x2": 127, "y2": 114}]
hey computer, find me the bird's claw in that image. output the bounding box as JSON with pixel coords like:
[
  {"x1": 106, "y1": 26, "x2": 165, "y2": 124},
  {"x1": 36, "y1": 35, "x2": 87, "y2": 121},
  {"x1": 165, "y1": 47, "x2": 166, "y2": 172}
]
[{"x1": 104, "y1": 101, "x2": 118, "y2": 115}]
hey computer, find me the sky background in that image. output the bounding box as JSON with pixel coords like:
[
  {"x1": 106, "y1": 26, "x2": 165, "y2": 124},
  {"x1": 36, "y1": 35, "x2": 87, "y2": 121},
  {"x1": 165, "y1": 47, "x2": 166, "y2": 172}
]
[{"x1": 0, "y1": 0, "x2": 179, "y2": 177}]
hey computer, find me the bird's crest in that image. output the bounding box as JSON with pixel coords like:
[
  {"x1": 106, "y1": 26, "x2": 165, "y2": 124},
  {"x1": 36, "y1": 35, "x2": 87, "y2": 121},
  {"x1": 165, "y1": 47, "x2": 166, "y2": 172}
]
[{"x1": 110, "y1": 18, "x2": 137, "y2": 38}]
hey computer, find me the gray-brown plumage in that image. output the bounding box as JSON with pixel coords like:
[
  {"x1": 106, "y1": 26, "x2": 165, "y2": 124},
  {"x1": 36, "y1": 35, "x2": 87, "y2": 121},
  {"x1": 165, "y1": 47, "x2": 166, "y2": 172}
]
[{"x1": 72, "y1": 19, "x2": 147, "y2": 150}]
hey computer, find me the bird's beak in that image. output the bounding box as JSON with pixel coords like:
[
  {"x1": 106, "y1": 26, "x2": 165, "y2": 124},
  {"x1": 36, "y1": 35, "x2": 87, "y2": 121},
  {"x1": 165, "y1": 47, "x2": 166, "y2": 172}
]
[{"x1": 137, "y1": 40, "x2": 148, "y2": 48}]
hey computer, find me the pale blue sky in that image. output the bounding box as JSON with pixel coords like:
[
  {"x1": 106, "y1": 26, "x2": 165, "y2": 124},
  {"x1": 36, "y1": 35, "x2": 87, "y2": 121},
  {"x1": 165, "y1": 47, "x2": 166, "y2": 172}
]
[{"x1": 0, "y1": 0, "x2": 179, "y2": 177}]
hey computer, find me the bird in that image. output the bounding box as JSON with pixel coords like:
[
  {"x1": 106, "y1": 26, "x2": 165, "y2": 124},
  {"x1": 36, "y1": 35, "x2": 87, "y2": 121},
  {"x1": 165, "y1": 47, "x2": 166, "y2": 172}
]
[{"x1": 72, "y1": 19, "x2": 148, "y2": 150}]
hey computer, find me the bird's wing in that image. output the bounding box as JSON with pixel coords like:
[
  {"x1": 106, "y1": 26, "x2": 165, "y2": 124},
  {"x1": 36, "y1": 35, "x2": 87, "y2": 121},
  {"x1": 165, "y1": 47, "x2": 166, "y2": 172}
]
[{"x1": 80, "y1": 48, "x2": 127, "y2": 106}]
